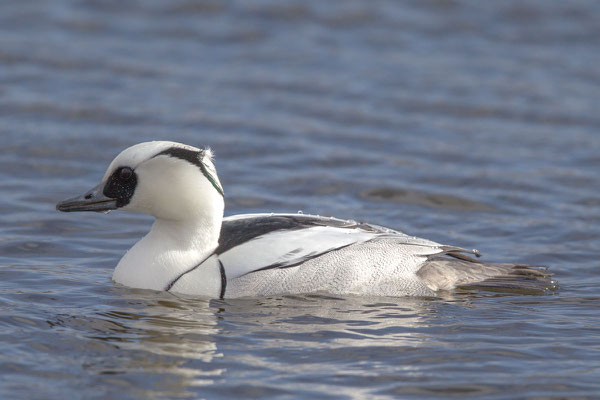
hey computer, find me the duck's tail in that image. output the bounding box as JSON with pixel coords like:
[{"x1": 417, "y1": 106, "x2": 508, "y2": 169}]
[{"x1": 417, "y1": 253, "x2": 556, "y2": 294}]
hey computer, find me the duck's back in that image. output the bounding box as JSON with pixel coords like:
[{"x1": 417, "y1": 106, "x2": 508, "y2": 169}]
[
  {"x1": 214, "y1": 214, "x2": 473, "y2": 298},
  {"x1": 170, "y1": 213, "x2": 553, "y2": 298}
]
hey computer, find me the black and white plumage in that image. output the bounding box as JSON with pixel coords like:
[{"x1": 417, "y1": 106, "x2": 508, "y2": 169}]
[{"x1": 56, "y1": 141, "x2": 553, "y2": 298}]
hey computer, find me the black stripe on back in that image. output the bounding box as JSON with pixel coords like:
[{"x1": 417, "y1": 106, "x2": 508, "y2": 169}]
[
  {"x1": 216, "y1": 214, "x2": 382, "y2": 255},
  {"x1": 242, "y1": 242, "x2": 356, "y2": 276}
]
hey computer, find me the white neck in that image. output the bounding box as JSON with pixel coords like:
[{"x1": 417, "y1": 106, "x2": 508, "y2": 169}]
[{"x1": 112, "y1": 208, "x2": 223, "y2": 291}]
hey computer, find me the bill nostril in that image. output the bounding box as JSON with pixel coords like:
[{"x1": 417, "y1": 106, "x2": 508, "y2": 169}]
[{"x1": 85, "y1": 193, "x2": 92, "y2": 200}]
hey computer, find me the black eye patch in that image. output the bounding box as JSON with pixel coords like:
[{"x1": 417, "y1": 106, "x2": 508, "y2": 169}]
[{"x1": 103, "y1": 167, "x2": 138, "y2": 207}]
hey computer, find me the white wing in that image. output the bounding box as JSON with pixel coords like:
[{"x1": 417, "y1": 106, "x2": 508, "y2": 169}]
[
  {"x1": 216, "y1": 213, "x2": 457, "y2": 280},
  {"x1": 219, "y1": 225, "x2": 378, "y2": 279}
]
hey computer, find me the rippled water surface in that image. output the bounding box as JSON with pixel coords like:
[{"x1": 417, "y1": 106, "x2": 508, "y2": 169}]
[{"x1": 1, "y1": 1, "x2": 600, "y2": 399}]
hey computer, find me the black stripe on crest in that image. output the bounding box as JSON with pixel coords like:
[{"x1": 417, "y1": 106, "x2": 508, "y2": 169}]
[{"x1": 154, "y1": 147, "x2": 224, "y2": 197}]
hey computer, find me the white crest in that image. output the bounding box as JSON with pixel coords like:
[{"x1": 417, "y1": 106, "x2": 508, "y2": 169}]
[{"x1": 102, "y1": 141, "x2": 201, "y2": 181}]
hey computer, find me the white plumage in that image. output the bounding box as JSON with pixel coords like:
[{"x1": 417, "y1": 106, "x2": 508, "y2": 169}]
[{"x1": 56, "y1": 141, "x2": 553, "y2": 298}]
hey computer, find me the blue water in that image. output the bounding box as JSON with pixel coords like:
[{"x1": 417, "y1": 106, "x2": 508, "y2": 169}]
[{"x1": 1, "y1": 1, "x2": 599, "y2": 398}]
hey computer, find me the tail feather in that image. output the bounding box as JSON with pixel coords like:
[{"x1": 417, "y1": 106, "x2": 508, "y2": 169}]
[{"x1": 417, "y1": 256, "x2": 555, "y2": 294}]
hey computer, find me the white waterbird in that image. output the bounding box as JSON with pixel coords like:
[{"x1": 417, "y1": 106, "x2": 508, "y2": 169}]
[{"x1": 56, "y1": 141, "x2": 553, "y2": 298}]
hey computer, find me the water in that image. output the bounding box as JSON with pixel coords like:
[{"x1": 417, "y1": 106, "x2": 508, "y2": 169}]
[{"x1": 1, "y1": 0, "x2": 599, "y2": 398}]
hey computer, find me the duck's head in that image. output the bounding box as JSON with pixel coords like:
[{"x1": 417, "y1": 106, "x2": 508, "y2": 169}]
[{"x1": 57, "y1": 141, "x2": 224, "y2": 221}]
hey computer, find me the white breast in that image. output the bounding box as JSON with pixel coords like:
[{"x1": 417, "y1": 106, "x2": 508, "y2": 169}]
[{"x1": 169, "y1": 254, "x2": 222, "y2": 297}]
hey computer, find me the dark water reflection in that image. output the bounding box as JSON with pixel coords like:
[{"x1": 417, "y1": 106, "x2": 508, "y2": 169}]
[{"x1": 1, "y1": 0, "x2": 600, "y2": 399}]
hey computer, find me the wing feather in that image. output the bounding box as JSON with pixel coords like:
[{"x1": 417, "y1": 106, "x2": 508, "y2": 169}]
[
  {"x1": 218, "y1": 225, "x2": 381, "y2": 279},
  {"x1": 217, "y1": 213, "x2": 455, "y2": 280}
]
